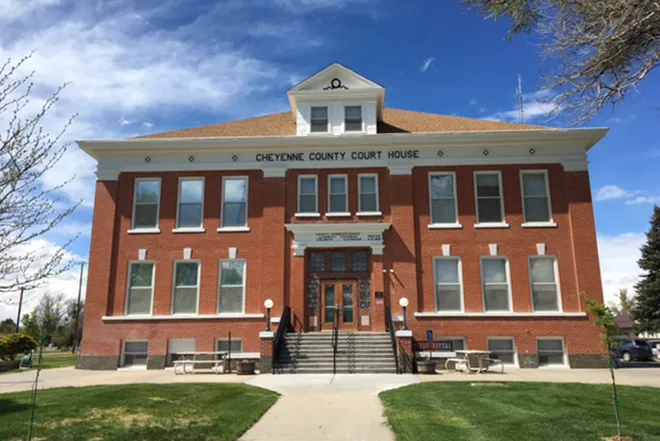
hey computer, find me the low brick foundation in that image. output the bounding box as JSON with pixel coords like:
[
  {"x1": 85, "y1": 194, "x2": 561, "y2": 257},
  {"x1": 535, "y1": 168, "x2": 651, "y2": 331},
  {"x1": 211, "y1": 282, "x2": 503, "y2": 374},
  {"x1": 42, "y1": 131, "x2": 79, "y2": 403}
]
[
  {"x1": 259, "y1": 356, "x2": 272, "y2": 373},
  {"x1": 147, "y1": 355, "x2": 166, "y2": 370},
  {"x1": 77, "y1": 356, "x2": 119, "y2": 370},
  {"x1": 569, "y1": 354, "x2": 607, "y2": 368},
  {"x1": 518, "y1": 354, "x2": 538, "y2": 368}
]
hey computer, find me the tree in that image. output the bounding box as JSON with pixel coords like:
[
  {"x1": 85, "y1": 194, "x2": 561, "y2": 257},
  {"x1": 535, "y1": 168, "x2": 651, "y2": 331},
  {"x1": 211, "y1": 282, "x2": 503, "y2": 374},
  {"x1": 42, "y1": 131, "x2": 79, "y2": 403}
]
[
  {"x1": 462, "y1": 0, "x2": 660, "y2": 123},
  {"x1": 634, "y1": 205, "x2": 660, "y2": 333},
  {"x1": 36, "y1": 293, "x2": 65, "y2": 345},
  {"x1": 0, "y1": 317, "x2": 16, "y2": 333},
  {"x1": 53, "y1": 298, "x2": 84, "y2": 350},
  {"x1": 609, "y1": 288, "x2": 636, "y2": 316},
  {"x1": 0, "y1": 333, "x2": 37, "y2": 360},
  {"x1": 0, "y1": 54, "x2": 79, "y2": 306},
  {"x1": 21, "y1": 310, "x2": 40, "y2": 342}
]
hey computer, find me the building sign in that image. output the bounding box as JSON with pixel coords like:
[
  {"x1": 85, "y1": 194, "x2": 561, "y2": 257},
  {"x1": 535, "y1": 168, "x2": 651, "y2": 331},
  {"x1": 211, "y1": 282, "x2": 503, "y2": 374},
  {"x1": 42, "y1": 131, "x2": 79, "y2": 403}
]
[
  {"x1": 315, "y1": 232, "x2": 382, "y2": 243},
  {"x1": 255, "y1": 149, "x2": 420, "y2": 163},
  {"x1": 285, "y1": 223, "x2": 391, "y2": 256}
]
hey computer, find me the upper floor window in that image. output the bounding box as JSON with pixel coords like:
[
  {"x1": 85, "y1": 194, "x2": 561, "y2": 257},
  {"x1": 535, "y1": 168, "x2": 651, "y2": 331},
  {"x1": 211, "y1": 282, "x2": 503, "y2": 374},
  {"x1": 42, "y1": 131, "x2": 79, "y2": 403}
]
[
  {"x1": 172, "y1": 261, "x2": 199, "y2": 314},
  {"x1": 429, "y1": 173, "x2": 458, "y2": 225},
  {"x1": 358, "y1": 174, "x2": 379, "y2": 213},
  {"x1": 177, "y1": 178, "x2": 204, "y2": 229},
  {"x1": 298, "y1": 176, "x2": 318, "y2": 214},
  {"x1": 218, "y1": 260, "x2": 246, "y2": 313},
  {"x1": 521, "y1": 171, "x2": 552, "y2": 223},
  {"x1": 475, "y1": 172, "x2": 504, "y2": 224},
  {"x1": 132, "y1": 179, "x2": 160, "y2": 229},
  {"x1": 481, "y1": 257, "x2": 511, "y2": 312},
  {"x1": 529, "y1": 256, "x2": 560, "y2": 311},
  {"x1": 126, "y1": 262, "x2": 154, "y2": 315},
  {"x1": 328, "y1": 175, "x2": 348, "y2": 213},
  {"x1": 434, "y1": 257, "x2": 463, "y2": 312},
  {"x1": 221, "y1": 177, "x2": 248, "y2": 228},
  {"x1": 310, "y1": 107, "x2": 329, "y2": 133},
  {"x1": 344, "y1": 106, "x2": 362, "y2": 132}
]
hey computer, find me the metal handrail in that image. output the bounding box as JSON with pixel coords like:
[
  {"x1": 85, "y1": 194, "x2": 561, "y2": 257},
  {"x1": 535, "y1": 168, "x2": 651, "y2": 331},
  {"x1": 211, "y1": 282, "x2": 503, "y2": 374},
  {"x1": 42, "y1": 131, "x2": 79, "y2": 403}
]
[
  {"x1": 386, "y1": 305, "x2": 400, "y2": 374},
  {"x1": 331, "y1": 304, "x2": 340, "y2": 374},
  {"x1": 272, "y1": 306, "x2": 291, "y2": 369}
]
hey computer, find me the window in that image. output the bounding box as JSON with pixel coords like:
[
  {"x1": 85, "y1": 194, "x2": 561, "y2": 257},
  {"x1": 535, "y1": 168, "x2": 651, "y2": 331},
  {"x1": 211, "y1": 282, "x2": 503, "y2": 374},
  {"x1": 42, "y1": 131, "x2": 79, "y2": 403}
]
[
  {"x1": 132, "y1": 179, "x2": 160, "y2": 229},
  {"x1": 521, "y1": 171, "x2": 552, "y2": 223},
  {"x1": 221, "y1": 177, "x2": 248, "y2": 227},
  {"x1": 216, "y1": 338, "x2": 243, "y2": 353},
  {"x1": 126, "y1": 262, "x2": 154, "y2": 315},
  {"x1": 352, "y1": 251, "x2": 369, "y2": 272},
  {"x1": 488, "y1": 338, "x2": 516, "y2": 365},
  {"x1": 177, "y1": 178, "x2": 204, "y2": 228},
  {"x1": 434, "y1": 257, "x2": 463, "y2": 311},
  {"x1": 529, "y1": 257, "x2": 560, "y2": 311},
  {"x1": 331, "y1": 252, "x2": 347, "y2": 272},
  {"x1": 298, "y1": 176, "x2": 318, "y2": 213},
  {"x1": 344, "y1": 105, "x2": 362, "y2": 132},
  {"x1": 310, "y1": 252, "x2": 326, "y2": 272},
  {"x1": 172, "y1": 261, "x2": 199, "y2": 314},
  {"x1": 310, "y1": 106, "x2": 328, "y2": 133},
  {"x1": 358, "y1": 174, "x2": 379, "y2": 212},
  {"x1": 481, "y1": 258, "x2": 511, "y2": 311},
  {"x1": 537, "y1": 338, "x2": 566, "y2": 366},
  {"x1": 429, "y1": 173, "x2": 458, "y2": 224},
  {"x1": 475, "y1": 172, "x2": 504, "y2": 224},
  {"x1": 328, "y1": 175, "x2": 348, "y2": 213},
  {"x1": 122, "y1": 341, "x2": 148, "y2": 367},
  {"x1": 218, "y1": 260, "x2": 245, "y2": 313},
  {"x1": 437, "y1": 338, "x2": 466, "y2": 352},
  {"x1": 167, "y1": 338, "x2": 196, "y2": 367}
]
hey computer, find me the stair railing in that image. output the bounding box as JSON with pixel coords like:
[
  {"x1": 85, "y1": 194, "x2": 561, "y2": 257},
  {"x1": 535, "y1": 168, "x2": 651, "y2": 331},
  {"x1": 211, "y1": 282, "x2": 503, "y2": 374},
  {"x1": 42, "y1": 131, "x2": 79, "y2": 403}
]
[
  {"x1": 331, "y1": 304, "x2": 340, "y2": 374},
  {"x1": 272, "y1": 306, "x2": 291, "y2": 371},
  {"x1": 385, "y1": 305, "x2": 400, "y2": 374}
]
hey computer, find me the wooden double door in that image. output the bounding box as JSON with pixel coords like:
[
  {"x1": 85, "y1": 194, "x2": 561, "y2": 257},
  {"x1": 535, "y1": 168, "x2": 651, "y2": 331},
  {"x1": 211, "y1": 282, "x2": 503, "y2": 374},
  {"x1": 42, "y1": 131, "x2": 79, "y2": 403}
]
[{"x1": 321, "y1": 280, "x2": 357, "y2": 330}]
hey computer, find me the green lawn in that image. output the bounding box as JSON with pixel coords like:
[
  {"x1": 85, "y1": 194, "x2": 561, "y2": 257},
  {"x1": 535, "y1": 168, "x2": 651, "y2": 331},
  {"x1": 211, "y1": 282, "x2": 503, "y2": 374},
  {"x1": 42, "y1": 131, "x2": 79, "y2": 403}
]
[
  {"x1": 380, "y1": 382, "x2": 660, "y2": 441},
  {"x1": 0, "y1": 383, "x2": 278, "y2": 441},
  {"x1": 38, "y1": 352, "x2": 79, "y2": 369}
]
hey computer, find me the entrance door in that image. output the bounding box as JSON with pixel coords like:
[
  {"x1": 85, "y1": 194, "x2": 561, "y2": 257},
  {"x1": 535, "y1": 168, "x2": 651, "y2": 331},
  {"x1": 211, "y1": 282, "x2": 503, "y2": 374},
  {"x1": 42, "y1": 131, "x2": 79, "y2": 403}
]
[{"x1": 321, "y1": 280, "x2": 357, "y2": 330}]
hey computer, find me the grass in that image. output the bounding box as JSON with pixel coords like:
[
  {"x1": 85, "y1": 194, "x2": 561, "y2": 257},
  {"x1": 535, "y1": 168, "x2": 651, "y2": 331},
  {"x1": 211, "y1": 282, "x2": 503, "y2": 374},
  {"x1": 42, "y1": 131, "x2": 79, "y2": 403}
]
[
  {"x1": 38, "y1": 352, "x2": 79, "y2": 369},
  {"x1": 0, "y1": 383, "x2": 278, "y2": 441},
  {"x1": 380, "y1": 382, "x2": 660, "y2": 441}
]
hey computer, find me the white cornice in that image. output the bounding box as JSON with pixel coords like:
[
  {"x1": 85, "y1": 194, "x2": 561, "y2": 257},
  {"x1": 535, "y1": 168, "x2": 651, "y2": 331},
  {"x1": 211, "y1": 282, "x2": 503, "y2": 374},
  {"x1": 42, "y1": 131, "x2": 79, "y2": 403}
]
[
  {"x1": 284, "y1": 222, "x2": 391, "y2": 234},
  {"x1": 414, "y1": 312, "x2": 587, "y2": 318}
]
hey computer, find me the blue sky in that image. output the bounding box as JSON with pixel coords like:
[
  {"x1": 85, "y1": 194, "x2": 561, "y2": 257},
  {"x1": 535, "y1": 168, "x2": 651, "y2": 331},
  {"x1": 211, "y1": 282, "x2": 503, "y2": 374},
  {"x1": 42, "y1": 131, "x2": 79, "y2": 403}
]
[{"x1": 0, "y1": 0, "x2": 658, "y2": 319}]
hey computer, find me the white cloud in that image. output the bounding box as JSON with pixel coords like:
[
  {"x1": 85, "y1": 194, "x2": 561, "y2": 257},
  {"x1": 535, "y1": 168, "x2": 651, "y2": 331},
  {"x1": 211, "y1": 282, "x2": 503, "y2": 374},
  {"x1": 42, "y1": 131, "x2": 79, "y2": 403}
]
[
  {"x1": 607, "y1": 115, "x2": 637, "y2": 125},
  {"x1": 274, "y1": 0, "x2": 375, "y2": 11},
  {"x1": 0, "y1": 0, "x2": 60, "y2": 21},
  {"x1": 486, "y1": 88, "x2": 559, "y2": 123},
  {"x1": 142, "y1": 121, "x2": 154, "y2": 129},
  {"x1": 469, "y1": 99, "x2": 477, "y2": 106},
  {"x1": 420, "y1": 57, "x2": 434, "y2": 73},
  {"x1": 119, "y1": 118, "x2": 135, "y2": 126},
  {"x1": 597, "y1": 232, "x2": 644, "y2": 305},
  {"x1": 625, "y1": 196, "x2": 660, "y2": 205},
  {"x1": 594, "y1": 185, "x2": 634, "y2": 202}
]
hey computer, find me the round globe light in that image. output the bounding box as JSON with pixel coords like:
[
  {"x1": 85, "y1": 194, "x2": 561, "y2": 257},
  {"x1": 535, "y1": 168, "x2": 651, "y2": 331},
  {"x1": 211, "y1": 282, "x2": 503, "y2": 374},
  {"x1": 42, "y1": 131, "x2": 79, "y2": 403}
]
[
  {"x1": 399, "y1": 297, "x2": 409, "y2": 308},
  {"x1": 264, "y1": 299, "x2": 274, "y2": 309}
]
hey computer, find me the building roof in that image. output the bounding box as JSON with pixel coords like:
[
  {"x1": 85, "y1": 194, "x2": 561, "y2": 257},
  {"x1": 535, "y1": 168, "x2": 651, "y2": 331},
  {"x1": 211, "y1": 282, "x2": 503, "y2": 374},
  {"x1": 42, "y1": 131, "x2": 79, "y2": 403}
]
[{"x1": 136, "y1": 108, "x2": 549, "y2": 140}]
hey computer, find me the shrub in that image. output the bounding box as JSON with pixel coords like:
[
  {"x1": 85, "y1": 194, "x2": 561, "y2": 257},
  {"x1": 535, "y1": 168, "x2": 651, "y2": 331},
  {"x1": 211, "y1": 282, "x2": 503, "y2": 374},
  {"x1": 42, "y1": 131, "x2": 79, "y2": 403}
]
[{"x1": 0, "y1": 334, "x2": 38, "y2": 360}]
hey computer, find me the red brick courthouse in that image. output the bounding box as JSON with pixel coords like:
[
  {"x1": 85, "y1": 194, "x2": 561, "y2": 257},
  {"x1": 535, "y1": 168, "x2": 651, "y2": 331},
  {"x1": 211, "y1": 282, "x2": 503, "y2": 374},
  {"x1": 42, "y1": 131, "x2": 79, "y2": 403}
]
[{"x1": 78, "y1": 64, "x2": 608, "y2": 372}]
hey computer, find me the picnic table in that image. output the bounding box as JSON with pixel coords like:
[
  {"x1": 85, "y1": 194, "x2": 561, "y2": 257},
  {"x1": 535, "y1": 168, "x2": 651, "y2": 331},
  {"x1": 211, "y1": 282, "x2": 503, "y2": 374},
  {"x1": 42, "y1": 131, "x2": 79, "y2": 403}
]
[
  {"x1": 173, "y1": 351, "x2": 228, "y2": 375},
  {"x1": 444, "y1": 350, "x2": 504, "y2": 374}
]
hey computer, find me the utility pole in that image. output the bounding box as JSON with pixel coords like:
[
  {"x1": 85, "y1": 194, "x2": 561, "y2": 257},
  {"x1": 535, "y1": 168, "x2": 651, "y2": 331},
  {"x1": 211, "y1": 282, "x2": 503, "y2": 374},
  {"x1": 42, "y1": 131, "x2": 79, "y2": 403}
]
[
  {"x1": 72, "y1": 262, "x2": 85, "y2": 354},
  {"x1": 15, "y1": 287, "x2": 24, "y2": 333}
]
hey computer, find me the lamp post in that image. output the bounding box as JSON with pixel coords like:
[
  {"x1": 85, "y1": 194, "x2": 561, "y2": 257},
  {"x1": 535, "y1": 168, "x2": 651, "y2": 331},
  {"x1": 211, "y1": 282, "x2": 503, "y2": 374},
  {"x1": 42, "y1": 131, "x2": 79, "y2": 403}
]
[
  {"x1": 264, "y1": 299, "x2": 274, "y2": 332},
  {"x1": 399, "y1": 297, "x2": 409, "y2": 330}
]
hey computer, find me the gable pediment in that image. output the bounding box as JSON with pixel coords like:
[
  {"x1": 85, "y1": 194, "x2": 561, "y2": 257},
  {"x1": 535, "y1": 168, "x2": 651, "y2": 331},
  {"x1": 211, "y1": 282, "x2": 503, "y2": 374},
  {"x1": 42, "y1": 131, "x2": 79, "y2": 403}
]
[{"x1": 289, "y1": 63, "x2": 384, "y2": 92}]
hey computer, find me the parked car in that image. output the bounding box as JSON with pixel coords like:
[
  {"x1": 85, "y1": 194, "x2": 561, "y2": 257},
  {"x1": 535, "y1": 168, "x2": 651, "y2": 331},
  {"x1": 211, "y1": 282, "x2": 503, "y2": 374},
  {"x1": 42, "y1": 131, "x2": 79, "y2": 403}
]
[
  {"x1": 611, "y1": 338, "x2": 654, "y2": 362},
  {"x1": 646, "y1": 340, "x2": 660, "y2": 359}
]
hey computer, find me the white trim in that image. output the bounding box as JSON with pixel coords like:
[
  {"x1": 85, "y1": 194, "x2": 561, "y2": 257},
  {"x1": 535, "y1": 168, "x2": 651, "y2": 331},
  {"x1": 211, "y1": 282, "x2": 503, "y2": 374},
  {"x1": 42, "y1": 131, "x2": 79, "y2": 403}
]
[
  {"x1": 217, "y1": 226, "x2": 251, "y2": 233},
  {"x1": 522, "y1": 222, "x2": 558, "y2": 228},
  {"x1": 259, "y1": 331, "x2": 275, "y2": 339},
  {"x1": 480, "y1": 256, "x2": 513, "y2": 312},
  {"x1": 428, "y1": 223, "x2": 463, "y2": 229},
  {"x1": 395, "y1": 330, "x2": 413, "y2": 338},
  {"x1": 221, "y1": 175, "x2": 249, "y2": 228},
  {"x1": 131, "y1": 177, "x2": 161, "y2": 231},
  {"x1": 433, "y1": 256, "x2": 464, "y2": 313},
  {"x1": 310, "y1": 105, "x2": 330, "y2": 134},
  {"x1": 171, "y1": 260, "x2": 201, "y2": 315},
  {"x1": 298, "y1": 175, "x2": 318, "y2": 214},
  {"x1": 121, "y1": 340, "x2": 149, "y2": 368},
  {"x1": 176, "y1": 177, "x2": 205, "y2": 229},
  {"x1": 128, "y1": 228, "x2": 161, "y2": 234},
  {"x1": 125, "y1": 261, "x2": 155, "y2": 316},
  {"x1": 327, "y1": 174, "x2": 348, "y2": 213},
  {"x1": 218, "y1": 259, "x2": 247, "y2": 314},
  {"x1": 103, "y1": 313, "x2": 265, "y2": 321},
  {"x1": 520, "y1": 170, "x2": 554, "y2": 224},
  {"x1": 358, "y1": 173, "x2": 379, "y2": 213},
  {"x1": 528, "y1": 255, "x2": 563, "y2": 313},
  {"x1": 325, "y1": 212, "x2": 351, "y2": 217},
  {"x1": 414, "y1": 312, "x2": 586, "y2": 318},
  {"x1": 536, "y1": 336, "x2": 568, "y2": 367},
  {"x1": 487, "y1": 337, "x2": 518, "y2": 367},
  {"x1": 343, "y1": 104, "x2": 365, "y2": 134},
  {"x1": 474, "y1": 171, "x2": 506, "y2": 225},
  {"x1": 428, "y1": 171, "x2": 459, "y2": 225},
  {"x1": 285, "y1": 222, "x2": 391, "y2": 257}
]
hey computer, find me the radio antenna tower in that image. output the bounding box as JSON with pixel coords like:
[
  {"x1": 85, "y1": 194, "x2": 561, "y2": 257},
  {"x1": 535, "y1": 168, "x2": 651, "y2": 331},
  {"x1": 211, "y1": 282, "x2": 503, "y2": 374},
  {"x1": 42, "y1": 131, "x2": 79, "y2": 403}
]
[{"x1": 517, "y1": 74, "x2": 524, "y2": 124}]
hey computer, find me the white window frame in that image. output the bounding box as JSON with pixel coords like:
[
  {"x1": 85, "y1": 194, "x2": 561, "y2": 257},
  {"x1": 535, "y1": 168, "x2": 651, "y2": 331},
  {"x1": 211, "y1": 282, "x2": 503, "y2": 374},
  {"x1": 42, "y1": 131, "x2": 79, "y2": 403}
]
[
  {"x1": 428, "y1": 172, "x2": 461, "y2": 228},
  {"x1": 520, "y1": 170, "x2": 555, "y2": 227},
  {"x1": 536, "y1": 337, "x2": 568, "y2": 367},
  {"x1": 487, "y1": 337, "x2": 518, "y2": 366},
  {"x1": 310, "y1": 106, "x2": 329, "y2": 133},
  {"x1": 121, "y1": 340, "x2": 149, "y2": 368},
  {"x1": 343, "y1": 104, "x2": 364, "y2": 133},
  {"x1": 167, "y1": 338, "x2": 196, "y2": 367},
  {"x1": 297, "y1": 175, "x2": 319, "y2": 216},
  {"x1": 480, "y1": 256, "x2": 513, "y2": 312},
  {"x1": 216, "y1": 337, "x2": 244, "y2": 357},
  {"x1": 357, "y1": 173, "x2": 380, "y2": 215},
  {"x1": 125, "y1": 261, "x2": 155, "y2": 316},
  {"x1": 474, "y1": 171, "x2": 508, "y2": 227},
  {"x1": 174, "y1": 177, "x2": 205, "y2": 232},
  {"x1": 433, "y1": 256, "x2": 464, "y2": 312},
  {"x1": 528, "y1": 256, "x2": 563, "y2": 312},
  {"x1": 171, "y1": 260, "x2": 201, "y2": 315},
  {"x1": 219, "y1": 176, "x2": 249, "y2": 231},
  {"x1": 130, "y1": 178, "x2": 161, "y2": 232},
  {"x1": 327, "y1": 174, "x2": 349, "y2": 216},
  {"x1": 218, "y1": 259, "x2": 247, "y2": 314}
]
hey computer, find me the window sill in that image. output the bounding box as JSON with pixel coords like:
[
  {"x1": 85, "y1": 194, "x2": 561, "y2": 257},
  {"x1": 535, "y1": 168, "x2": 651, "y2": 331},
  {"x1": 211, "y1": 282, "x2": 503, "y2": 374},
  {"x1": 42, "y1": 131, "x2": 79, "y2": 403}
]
[
  {"x1": 102, "y1": 313, "x2": 265, "y2": 321},
  {"x1": 414, "y1": 312, "x2": 586, "y2": 318},
  {"x1": 217, "y1": 226, "x2": 250, "y2": 233},
  {"x1": 295, "y1": 212, "x2": 321, "y2": 218},
  {"x1": 172, "y1": 227, "x2": 205, "y2": 234},
  {"x1": 357, "y1": 211, "x2": 382, "y2": 217},
  {"x1": 474, "y1": 223, "x2": 510, "y2": 229},
  {"x1": 522, "y1": 222, "x2": 557, "y2": 228},
  {"x1": 127, "y1": 228, "x2": 161, "y2": 234},
  {"x1": 428, "y1": 223, "x2": 463, "y2": 230},
  {"x1": 325, "y1": 212, "x2": 351, "y2": 218}
]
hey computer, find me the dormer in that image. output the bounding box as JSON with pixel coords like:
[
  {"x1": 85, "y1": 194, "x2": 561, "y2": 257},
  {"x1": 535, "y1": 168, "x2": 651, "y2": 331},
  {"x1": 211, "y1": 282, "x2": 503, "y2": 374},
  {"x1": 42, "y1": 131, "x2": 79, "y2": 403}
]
[{"x1": 287, "y1": 63, "x2": 385, "y2": 136}]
